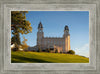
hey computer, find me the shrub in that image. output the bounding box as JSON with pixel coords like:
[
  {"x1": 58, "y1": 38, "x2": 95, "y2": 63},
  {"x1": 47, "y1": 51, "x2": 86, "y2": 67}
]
[
  {"x1": 60, "y1": 51, "x2": 62, "y2": 53},
  {"x1": 24, "y1": 49, "x2": 28, "y2": 52},
  {"x1": 67, "y1": 50, "x2": 75, "y2": 54},
  {"x1": 12, "y1": 48, "x2": 18, "y2": 51},
  {"x1": 37, "y1": 47, "x2": 41, "y2": 52},
  {"x1": 48, "y1": 49, "x2": 51, "y2": 52},
  {"x1": 12, "y1": 43, "x2": 19, "y2": 51},
  {"x1": 42, "y1": 50, "x2": 46, "y2": 52},
  {"x1": 46, "y1": 49, "x2": 48, "y2": 52},
  {"x1": 55, "y1": 49, "x2": 58, "y2": 53}
]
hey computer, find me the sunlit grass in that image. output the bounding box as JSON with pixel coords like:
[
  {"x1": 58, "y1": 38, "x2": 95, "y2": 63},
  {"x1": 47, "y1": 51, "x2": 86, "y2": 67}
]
[{"x1": 11, "y1": 51, "x2": 89, "y2": 63}]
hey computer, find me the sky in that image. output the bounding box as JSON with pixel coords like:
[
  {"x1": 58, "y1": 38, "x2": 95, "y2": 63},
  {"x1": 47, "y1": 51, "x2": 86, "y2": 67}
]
[{"x1": 18, "y1": 11, "x2": 89, "y2": 57}]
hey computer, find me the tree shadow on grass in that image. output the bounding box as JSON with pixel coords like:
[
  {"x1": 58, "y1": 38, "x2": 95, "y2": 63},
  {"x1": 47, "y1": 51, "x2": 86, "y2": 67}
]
[{"x1": 11, "y1": 55, "x2": 53, "y2": 63}]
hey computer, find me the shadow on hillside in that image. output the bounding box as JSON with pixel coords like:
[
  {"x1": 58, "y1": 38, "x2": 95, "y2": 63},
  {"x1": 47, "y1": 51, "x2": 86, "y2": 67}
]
[{"x1": 11, "y1": 55, "x2": 52, "y2": 63}]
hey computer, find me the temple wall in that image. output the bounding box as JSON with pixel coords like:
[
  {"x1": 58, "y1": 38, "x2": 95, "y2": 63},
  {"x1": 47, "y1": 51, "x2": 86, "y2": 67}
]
[
  {"x1": 40, "y1": 37, "x2": 65, "y2": 52},
  {"x1": 68, "y1": 35, "x2": 71, "y2": 51}
]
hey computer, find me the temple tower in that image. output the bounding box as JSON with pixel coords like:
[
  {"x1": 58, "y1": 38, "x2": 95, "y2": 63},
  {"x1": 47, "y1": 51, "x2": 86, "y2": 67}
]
[
  {"x1": 63, "y1": 25, "x2": 71, "y2": 52},
  {"x1": 37, "y1": 22, "x2": 44, "y2": 47}
]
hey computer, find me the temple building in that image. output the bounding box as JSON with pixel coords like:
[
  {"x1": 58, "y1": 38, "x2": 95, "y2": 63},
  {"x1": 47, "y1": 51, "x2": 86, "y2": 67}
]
[{"x1": 36, "y1": 22, "x2": 71, "y2": 53}]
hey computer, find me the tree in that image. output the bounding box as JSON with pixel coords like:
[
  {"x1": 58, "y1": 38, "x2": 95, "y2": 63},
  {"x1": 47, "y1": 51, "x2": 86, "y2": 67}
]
[
  {"x1": 21, "y1": 36, "x2": 29, "y2": 51},
  {"x1": 11, "y1": 33, "x2": 21, "y2": 45},
  {"x1": 11, "y1": 33, "x2": 21, "y2": 51},
  {"x1": 11, "y1": 11, "x2": 32, "y2": 45},
  {"x1": 67, "y1": 50, "x2": 75, "y2": 54},
  {"x1": 11, "y1": 11, "x2": 32, "y2": 34}
]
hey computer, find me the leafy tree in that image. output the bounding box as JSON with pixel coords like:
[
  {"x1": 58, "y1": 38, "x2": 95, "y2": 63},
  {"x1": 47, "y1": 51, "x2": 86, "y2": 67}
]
[
  {"x1": 21, "y1": 36, "x2": 29, "y2": 51},
  {"x1": 11, "y1": 33, "x2": 21, "y2": 51},
  {"x1": 11, "y1": 11, "x2": 32, "y2": 45},
  {"x1": 67, "y1": 50, "x2": 75, "y2": 54},
  {"x1": 11, "y1": 11, "x2": 32, "y2": 34},
  {"x1": 11, "y1": 33, "x2": 21, "y2": 45},
  {"x1": 11, "y1": 36, "x2": 16, "y2": 44}
]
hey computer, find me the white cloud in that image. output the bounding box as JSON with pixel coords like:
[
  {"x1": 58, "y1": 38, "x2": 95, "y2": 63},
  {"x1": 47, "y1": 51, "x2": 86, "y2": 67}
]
[{"x1": 74, "y1": 43, "x2": 89, "y2": 57}]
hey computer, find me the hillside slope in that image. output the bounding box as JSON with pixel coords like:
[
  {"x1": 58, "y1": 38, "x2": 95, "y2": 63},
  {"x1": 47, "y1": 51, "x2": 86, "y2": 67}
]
[{"x1": 11, "y1": 51, "x2": 89, "y2": 63}]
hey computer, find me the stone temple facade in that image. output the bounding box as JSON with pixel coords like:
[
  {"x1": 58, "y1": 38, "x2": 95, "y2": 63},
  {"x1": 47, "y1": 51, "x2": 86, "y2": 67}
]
[{"x1": 36, "y1": 22, "x2": 71, "y2": 53}]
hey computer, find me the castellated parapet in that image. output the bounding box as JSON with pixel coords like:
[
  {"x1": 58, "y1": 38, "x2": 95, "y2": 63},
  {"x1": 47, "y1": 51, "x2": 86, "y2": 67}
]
[{"x1": 37, "y1": 22, "x2": 71, "y2": 53}]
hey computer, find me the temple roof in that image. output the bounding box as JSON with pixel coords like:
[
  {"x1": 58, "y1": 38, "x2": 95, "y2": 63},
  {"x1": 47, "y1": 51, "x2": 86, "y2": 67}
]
[
  {"x1": 64, "y1": 25, "x2": 69, "y2": 31},
  {"x1": 38, "y1": 22, "x2": 43, "y2": 29}
]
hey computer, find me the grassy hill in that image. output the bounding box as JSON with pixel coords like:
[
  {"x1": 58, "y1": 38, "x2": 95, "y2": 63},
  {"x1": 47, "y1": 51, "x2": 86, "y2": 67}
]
[{"x1": 11, "y1": 51, "x2": 89, "y2": 63}]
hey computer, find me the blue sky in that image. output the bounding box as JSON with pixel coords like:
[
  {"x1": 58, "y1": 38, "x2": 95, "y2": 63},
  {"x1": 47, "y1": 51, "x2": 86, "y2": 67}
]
[{"x1": 19, "y1": 11, "x2": 89, "y2": 57}]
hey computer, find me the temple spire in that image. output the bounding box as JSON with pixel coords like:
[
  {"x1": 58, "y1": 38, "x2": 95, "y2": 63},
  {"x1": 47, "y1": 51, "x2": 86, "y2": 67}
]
[
  {"x1": 38, "y1": 22, "x2": 43, "y2": 29},
  {"x1": 64, "y1": 25, "x2": 69, "y2": 31}
]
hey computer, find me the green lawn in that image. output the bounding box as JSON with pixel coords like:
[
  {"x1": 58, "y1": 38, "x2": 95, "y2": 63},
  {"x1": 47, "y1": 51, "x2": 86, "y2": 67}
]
[{"x1": 11, "y1": 51, "x2": 89, "y2": 63}]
